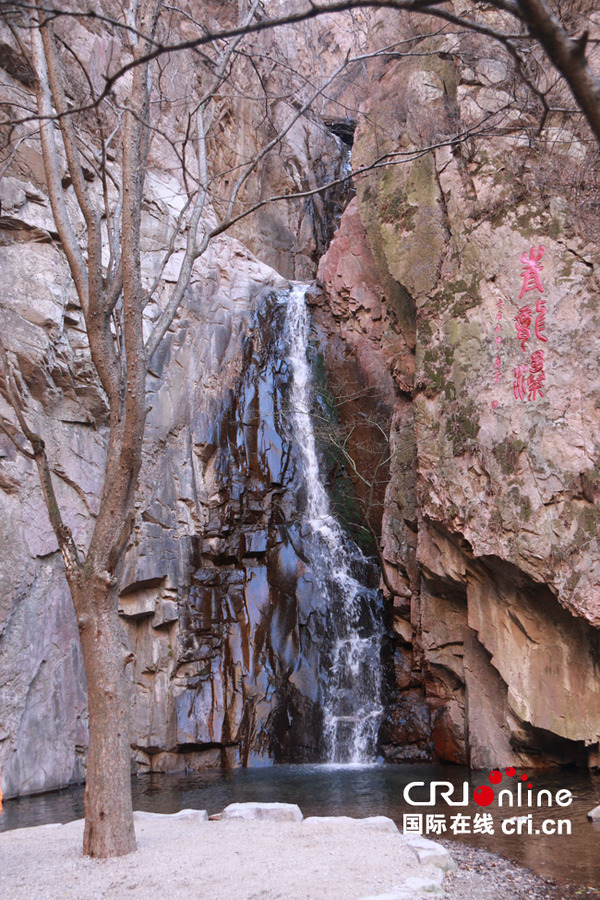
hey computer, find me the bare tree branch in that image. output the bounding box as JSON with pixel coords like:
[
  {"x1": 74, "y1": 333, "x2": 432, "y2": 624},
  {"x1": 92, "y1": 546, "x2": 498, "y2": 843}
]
[
  {"x1": 0, "y1": 345, "x2": 81, "y2": 574},
  {"x1": 2, "y1": 1, "x2": 525, "y2": 123},
  {"x1": 31, "y1": 10, "x2": 89, "y2": 313},
  {"x1": 85, "y1": 0, "x2": 162, "y2": 578},
  {"x1": 208, "y1": 104, "x2": 513, "y2": 239},
  {"x1": 144, "y1": 0, "x2": 261, "y2": 359},
  {"x1": 513, "y1": 0, "x2": 600, "y2": 145},
  {"x1": 5, "y1": 0, "x2": 600, "y2": 149},
  {"x1": 39, "y1": 21, "x2": 103, "y2": 312},
  {"x1": 0, "y1": 414, "x2": 34, "y2": 457}
]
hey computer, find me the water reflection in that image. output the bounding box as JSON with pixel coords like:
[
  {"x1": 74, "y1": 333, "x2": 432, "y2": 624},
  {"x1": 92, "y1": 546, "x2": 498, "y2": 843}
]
[{"x1": 2, "y1": 763, "x2": 600, "y2": 887}]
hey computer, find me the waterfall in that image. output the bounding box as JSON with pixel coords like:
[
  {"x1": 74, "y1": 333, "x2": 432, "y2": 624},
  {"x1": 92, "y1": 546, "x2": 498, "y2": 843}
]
[{"x1": 284, "y1": 283, "x2": 384, "y2": 765}]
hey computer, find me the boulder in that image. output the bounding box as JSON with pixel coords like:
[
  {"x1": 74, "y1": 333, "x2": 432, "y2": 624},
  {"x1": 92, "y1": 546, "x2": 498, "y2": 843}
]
[{"x1": 220, "y1": 802, "x2": 303, "y2": 822}]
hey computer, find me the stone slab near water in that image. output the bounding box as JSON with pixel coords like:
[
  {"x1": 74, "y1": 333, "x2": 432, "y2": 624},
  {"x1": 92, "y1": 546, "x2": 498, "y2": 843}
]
[
  {"x1": 0, "y1": 806, "x2": 454, "y2": 900},
  {"x1": 219, "y1": 800, "x2": 304, "y2": 822}
]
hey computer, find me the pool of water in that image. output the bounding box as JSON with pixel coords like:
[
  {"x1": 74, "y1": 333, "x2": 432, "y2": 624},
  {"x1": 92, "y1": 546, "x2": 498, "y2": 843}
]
[{"x1": 2, "y1": 763, "x2": 600, "y2": 888}]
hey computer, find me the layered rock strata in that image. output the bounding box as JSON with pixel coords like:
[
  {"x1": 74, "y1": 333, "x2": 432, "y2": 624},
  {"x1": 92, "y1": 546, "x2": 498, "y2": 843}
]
[
  {"x1": 318, "y1": 6, "x2": 600, "y2": 766},
  {"x1": 0, "y1": 4, "x2": 356, "y2": 794}
]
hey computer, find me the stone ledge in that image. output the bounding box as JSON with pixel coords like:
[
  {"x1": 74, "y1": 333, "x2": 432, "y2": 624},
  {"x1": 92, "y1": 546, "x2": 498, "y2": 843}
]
[
  {"x1": 219, "y1": 801, "x2": 303, "y2": 822},
  {"x1": 403, "y1": 833, "x2": 457, "y2": 872},
  {"x1": 304, "y1": 815, "x2": 398, "y2": 833},
  {"x1": 133, "y1": 809, "x2": 208, "y2": 823}
]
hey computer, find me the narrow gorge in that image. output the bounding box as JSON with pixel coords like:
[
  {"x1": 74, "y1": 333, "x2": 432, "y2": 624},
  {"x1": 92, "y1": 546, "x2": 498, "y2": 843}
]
[{"x1": 1, "y1": 0, "x2": 600, "y2": 803}]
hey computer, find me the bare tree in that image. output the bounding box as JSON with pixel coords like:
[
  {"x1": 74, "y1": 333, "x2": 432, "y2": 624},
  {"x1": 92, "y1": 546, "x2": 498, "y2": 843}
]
[
  {"x1": 0, "y1": 0, "x2": 451, "y2": 859},
  {"x1": 5, "y1": 1, "x2": 597, "y2": 143}
]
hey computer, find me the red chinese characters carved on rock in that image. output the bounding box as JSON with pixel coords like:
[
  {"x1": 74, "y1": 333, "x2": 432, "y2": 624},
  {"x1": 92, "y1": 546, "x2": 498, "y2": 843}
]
[
  {"x1": 514, "y1": 363, "x2": 528, "y2": 401},
  {"x1": 513, "y1": 245, "x2": 548, "y2": 401},
  {"x1": 528, "y1": 349, "x2": 545, "y2": 399},
  {"x1": 535, "y1": 294, "x2": 548, "y2": 343},
  {"x1": 519, "y1": 246, "x2": 545, "y2": 300},
  {"x1": 514, "y1": 306, "x2": 532, "y2": 351}
]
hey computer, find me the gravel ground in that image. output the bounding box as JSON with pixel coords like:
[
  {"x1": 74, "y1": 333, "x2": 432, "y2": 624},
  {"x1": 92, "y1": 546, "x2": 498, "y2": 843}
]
[
  {"x1": 0, "y1": 812, "x2": 447, "y2": 900},
  {"x1": 1, "y1": 808, "x2": 597, "y2": 900},
  {"x1": 441, "y1": 840, "x2": 600, "y2": 900}
]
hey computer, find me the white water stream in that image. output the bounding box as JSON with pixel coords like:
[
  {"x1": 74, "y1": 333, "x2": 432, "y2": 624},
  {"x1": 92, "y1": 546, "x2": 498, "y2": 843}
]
[{"x1": 284, "y1": 283, "x2": 384, "y2": 764}]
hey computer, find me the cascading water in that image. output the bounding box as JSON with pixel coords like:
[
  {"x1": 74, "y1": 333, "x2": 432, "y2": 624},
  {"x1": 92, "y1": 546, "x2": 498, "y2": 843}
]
[{"x1": 284, "y1": 283, "x2": 384, "y2": 764}]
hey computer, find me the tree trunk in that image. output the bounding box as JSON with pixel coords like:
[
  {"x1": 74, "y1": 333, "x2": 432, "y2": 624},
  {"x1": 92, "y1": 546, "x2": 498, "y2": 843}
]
[{"x1": 72, "y1": 576, "x2": 136, "y2": 858}]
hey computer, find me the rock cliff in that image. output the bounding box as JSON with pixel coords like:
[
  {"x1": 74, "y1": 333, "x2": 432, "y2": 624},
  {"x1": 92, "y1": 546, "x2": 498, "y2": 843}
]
[
  {"x1": 0, "y1": 2, "x2": 361, "y2": 794},
  {"x1": 318, "y1": 4, "x2": 600, "y2": 767}
]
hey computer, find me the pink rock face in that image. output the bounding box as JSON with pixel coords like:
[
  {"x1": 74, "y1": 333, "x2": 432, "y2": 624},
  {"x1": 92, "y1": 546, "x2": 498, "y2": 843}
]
[
  {"x1": 315, "y1": 200, "x2": 415, "y2": 544},
  {"x1": 334, "y1": 21, "x2": 600, "y2": 766},
  {"x1": 318, "y1": 198, "x2": 415, "y2": 396},
  {"x1": 318, "y1": 198, "x2": 386, "y2": 328}
]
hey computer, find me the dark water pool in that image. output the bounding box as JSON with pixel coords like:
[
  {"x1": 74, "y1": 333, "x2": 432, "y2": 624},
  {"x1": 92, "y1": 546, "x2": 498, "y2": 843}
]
[{"x1": 2, "y1": 763, "x2": 600, "y2": 889}]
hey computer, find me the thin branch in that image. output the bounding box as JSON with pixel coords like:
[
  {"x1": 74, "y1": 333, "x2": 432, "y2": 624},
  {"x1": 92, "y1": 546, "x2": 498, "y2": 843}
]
[
  {"x1": 209, "y1": 105, "x2": 512, "y2": 240},
  {"x1": 0, "y1": 415, "x2": 35, "y2": 458},
  {"x1": 0, "y1": 346, "x2": 81, "y2": 573},
  {"x1": 3, "y1": 1, "x2": 527, "y2": 127},
  {"x1": 143, "y1": 103, "x2": 508, "y2": 361},
  {"x1": 144, "y1": 104, "x2": 209, "y2": 361},
  {"x1": 39, "y1": 20, "x2": 103, "y2": 310},
  {"x1": 515, "y1": 0, "x2": 600, "y2": 146},
  {"x1": 144, "y1": 0, "x2": 261, "y2": 353},
  {"x1": 226, "y1": 40, "x2": 421, "y2": 221},
  {"x1": 142, "y1": 195, "x2": 191, "y2": 308},
  {"x1": 30, "y1": 11, "x2": 89, "y2": 314}
]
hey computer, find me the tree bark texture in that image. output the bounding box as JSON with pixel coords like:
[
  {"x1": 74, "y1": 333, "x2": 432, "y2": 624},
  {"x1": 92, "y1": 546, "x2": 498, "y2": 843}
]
[
  {"x1": 72, "y1": 576, "x2": 136, "y2": 858},
  {"x1": 27, "y1": 0, "x2": 162, "y2": 858}
]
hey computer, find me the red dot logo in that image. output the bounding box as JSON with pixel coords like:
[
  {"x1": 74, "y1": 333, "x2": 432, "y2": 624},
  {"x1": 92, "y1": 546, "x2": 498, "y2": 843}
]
[
  {"x1": 506, "y1": 767, "x2": 516, "y2": 777},
  {"x1": 489, "y1": 770, "x2": 502, "y2": 785},
  {"x1": 473, "y1": 785, "x2": 495, "y2": 807},
  {"x1": 521, "y1": 774, "x2": 528, "y2": 781}
]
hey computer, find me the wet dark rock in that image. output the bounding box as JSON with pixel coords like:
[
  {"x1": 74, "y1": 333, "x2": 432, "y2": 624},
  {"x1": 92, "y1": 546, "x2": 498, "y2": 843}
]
[
  {"x1": 125, "y1": 289, "x2": 386, "y2": 773},
  {"x1": 380, "y1": 688, "x2": 431, "y2": 748}
]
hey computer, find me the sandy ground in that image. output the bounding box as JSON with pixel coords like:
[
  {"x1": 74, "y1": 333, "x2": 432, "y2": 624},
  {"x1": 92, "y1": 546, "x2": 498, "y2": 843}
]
[
  {"x1": 0, "y1": 805, "x2": 592, "y2": 900},
  {"x1": 0, "y1": 809, "x2": 448, "y2": 900}
]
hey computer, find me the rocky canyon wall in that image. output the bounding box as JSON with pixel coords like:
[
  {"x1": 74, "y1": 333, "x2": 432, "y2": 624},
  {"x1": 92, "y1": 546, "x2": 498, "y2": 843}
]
[
  {"x1": 318, "y1": 3, "x2": 600, "y2": 768},
  {"x1": 0, "y1": 2, "x2": 358, "y2": 796}
]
